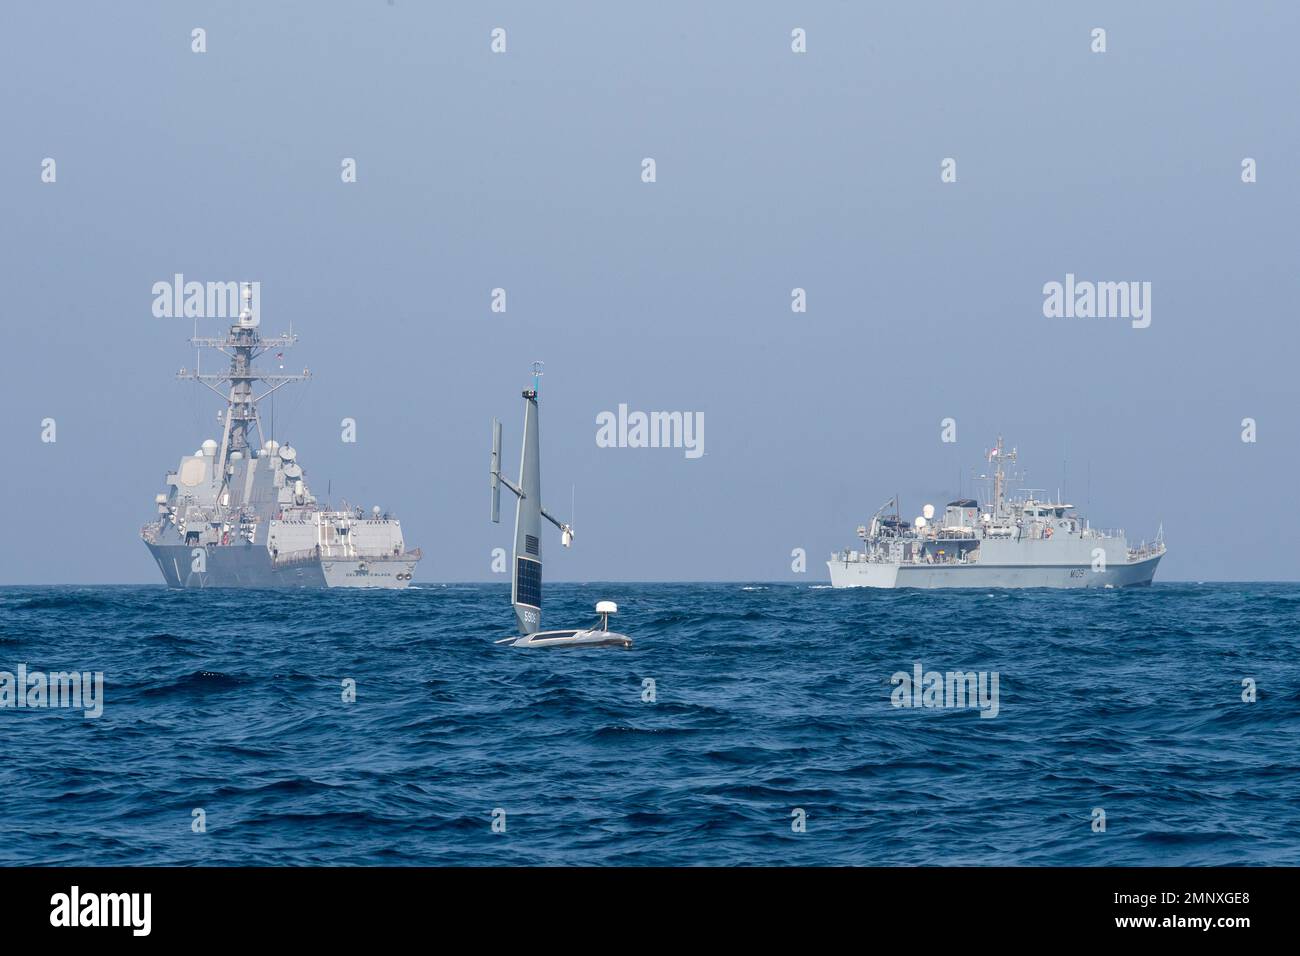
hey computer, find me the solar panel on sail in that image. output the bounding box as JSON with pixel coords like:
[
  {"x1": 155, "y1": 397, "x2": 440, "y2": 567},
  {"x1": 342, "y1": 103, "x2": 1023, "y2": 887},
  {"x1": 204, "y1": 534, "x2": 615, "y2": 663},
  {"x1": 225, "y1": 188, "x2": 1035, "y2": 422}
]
[{"x1": 515, "y1": 557, "x2": 541, "y2": 608}]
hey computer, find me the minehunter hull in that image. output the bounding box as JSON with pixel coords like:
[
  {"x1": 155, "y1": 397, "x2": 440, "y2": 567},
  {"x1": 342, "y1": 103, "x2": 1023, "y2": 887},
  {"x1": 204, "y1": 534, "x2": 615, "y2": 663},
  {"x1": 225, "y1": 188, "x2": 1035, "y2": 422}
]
[
  {"x1": 826, "y1": 552, "x2": 1162, "y2": 589},
  {"x1": 829, "y1": 437, "x2": 1165, "y2": 591},
  {"x1": 145, "y1": 542, "x2": 417, "y2": 589}
]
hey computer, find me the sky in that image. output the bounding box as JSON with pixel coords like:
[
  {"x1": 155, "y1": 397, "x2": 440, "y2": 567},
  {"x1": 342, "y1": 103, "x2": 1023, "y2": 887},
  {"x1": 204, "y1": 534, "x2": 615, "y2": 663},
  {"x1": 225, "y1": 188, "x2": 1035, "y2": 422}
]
[{"x1": 1, "y1": 1, "x2": 1297, "y2": 584}]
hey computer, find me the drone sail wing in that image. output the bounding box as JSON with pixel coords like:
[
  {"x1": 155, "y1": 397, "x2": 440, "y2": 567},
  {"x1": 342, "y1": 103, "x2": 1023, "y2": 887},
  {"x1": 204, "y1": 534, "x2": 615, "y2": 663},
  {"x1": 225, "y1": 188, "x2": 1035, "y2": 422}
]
[{"x1": 511, "y1": 387, "x2": 543, "y2": 635}]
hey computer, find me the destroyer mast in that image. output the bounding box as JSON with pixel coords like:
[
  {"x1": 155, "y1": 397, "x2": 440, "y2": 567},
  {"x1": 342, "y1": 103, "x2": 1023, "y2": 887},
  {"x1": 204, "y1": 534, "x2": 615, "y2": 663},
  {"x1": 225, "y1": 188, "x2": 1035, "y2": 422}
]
[{"x1": 177, "y1": 283, "x2": 309, "y2": 490}]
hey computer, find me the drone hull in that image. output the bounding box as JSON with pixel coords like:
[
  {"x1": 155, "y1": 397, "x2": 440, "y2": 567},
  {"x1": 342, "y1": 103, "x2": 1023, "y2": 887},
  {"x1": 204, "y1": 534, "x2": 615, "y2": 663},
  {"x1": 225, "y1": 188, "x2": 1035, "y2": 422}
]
[{"x1": 506, "y1": 628, "x2": 632, "y2": 649}]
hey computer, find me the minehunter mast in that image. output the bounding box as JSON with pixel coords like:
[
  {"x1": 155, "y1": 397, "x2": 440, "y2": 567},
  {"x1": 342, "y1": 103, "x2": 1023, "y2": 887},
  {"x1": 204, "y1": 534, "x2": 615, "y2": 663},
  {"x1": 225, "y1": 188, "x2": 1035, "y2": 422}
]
[{"x1": 986, "y1": 434, "x2": 1018, "y2": 515}]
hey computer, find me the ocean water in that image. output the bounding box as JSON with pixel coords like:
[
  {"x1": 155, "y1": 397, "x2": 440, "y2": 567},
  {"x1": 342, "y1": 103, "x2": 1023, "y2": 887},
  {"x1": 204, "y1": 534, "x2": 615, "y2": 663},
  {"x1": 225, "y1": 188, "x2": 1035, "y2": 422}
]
[{"x1": 0, "y1": 582, "x2": 1297, "y2": 866}]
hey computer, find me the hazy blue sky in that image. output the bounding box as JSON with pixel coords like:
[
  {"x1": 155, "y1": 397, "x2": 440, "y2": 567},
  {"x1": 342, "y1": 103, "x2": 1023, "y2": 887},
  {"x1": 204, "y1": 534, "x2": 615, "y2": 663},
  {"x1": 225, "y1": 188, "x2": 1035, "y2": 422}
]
[{"x1": 2, "y1": 1, "x2": 1297, "y2": 583}]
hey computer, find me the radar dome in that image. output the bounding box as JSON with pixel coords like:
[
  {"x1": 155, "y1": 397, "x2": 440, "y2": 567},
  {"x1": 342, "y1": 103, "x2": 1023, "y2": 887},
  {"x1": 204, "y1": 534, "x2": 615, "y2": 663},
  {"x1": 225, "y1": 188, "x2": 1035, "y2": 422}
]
[
  {"x1": 914, "y1": 516, "x2": 927, "y2": 529},
  {"x1": 922, "y1": 503, "x2": 935, "y2": 520},
  {"x1": 201, "y1": 439, "x2": 218, "y2": 456}
]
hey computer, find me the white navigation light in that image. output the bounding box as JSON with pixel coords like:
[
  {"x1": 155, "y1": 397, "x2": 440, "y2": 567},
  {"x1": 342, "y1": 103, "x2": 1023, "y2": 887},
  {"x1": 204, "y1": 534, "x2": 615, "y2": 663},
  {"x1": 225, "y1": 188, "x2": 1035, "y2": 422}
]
[
  {"x1": 914, "y1": 516, "x2": 927, "y2": 529},
  {"x1": 922, "y1": 503, "x2": 935, "y2": 520}
]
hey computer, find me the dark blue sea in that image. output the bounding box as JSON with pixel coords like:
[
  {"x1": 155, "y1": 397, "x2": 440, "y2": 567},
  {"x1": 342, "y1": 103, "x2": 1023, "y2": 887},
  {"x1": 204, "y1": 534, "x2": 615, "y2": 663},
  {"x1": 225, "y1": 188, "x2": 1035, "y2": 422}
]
[{"x1": 1, "y1": 583, "x2": 1297, "y2": 866}]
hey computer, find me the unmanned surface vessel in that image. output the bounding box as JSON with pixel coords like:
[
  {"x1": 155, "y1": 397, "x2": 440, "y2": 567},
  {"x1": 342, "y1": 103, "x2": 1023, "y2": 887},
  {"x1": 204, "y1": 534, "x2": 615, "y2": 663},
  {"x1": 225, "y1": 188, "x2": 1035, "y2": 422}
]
[
  {"x1": 828, "y1": 436, "x2": 1164, "y2": 589},
  {"x1": 489, "y1": 364, "x2": 632, "y2": 648}
]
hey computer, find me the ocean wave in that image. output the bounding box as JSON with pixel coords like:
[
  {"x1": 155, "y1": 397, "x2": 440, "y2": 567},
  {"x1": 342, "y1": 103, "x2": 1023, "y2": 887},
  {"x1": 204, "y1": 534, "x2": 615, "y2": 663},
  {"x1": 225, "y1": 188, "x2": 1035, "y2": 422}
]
[{"x1": 0, "y1": 582, "x2": 1297, "y2": 865}]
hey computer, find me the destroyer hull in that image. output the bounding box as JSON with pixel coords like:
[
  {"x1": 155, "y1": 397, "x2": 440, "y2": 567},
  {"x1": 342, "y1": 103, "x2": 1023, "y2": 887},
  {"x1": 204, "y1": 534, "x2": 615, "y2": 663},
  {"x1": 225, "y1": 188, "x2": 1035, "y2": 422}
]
[
  {"x1": 144, "y1": 542, "x2": 416, "y2": 589},
  {"x1": 826, "y1": 553, "x2": 1162, "y2": 589}
]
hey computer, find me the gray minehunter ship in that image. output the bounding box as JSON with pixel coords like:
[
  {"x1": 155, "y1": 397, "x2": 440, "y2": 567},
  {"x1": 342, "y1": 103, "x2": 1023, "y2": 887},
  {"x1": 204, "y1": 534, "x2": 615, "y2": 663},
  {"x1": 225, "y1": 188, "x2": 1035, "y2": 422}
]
[
  {"x1": 828, "y1": 436, "x2": 1165, "y2": 589},
  {"x1": 141, "y1": 284, "x2": 421, "y2": 588}
]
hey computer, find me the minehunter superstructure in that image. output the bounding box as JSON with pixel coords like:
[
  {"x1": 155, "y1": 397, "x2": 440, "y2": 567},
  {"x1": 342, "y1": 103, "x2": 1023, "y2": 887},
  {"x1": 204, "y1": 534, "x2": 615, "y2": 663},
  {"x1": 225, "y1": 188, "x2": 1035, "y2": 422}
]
[
  {"x1": 828, "y1": 436, "x2": 1164, "y2": 589},
  {"x1": 141, "y1": 284, "x2": 421, "y2": 588}
]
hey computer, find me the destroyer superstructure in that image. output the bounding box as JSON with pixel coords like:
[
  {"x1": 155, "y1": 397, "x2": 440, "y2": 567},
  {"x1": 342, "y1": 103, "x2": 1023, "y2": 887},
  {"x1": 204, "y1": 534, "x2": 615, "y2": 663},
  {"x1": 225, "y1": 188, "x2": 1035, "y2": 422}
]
[
  {"x1": 141, "y1": 284, "x2": 421, "y2": 588},
  {"x1": 828, "y1": 436, "x2": 1164, "y2": 588}
]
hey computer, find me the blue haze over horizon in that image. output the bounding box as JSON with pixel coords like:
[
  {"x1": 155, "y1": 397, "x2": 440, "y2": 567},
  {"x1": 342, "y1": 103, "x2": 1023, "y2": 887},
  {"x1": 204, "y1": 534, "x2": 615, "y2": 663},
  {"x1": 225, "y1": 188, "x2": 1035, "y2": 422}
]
[{"x1": 1, "y1": 1, "x2": 1297, "y2": 584}]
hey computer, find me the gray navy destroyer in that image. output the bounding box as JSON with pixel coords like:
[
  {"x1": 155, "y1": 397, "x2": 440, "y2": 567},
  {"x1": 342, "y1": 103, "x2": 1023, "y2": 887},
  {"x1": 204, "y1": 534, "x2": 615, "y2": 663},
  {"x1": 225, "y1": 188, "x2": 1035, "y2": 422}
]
[
  {"x1": 141, "y1": 284, "x2": 421, "y2": 588},
  {"x1": 828, "y1": 436, "x2": 1165, "y2": 589}
]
